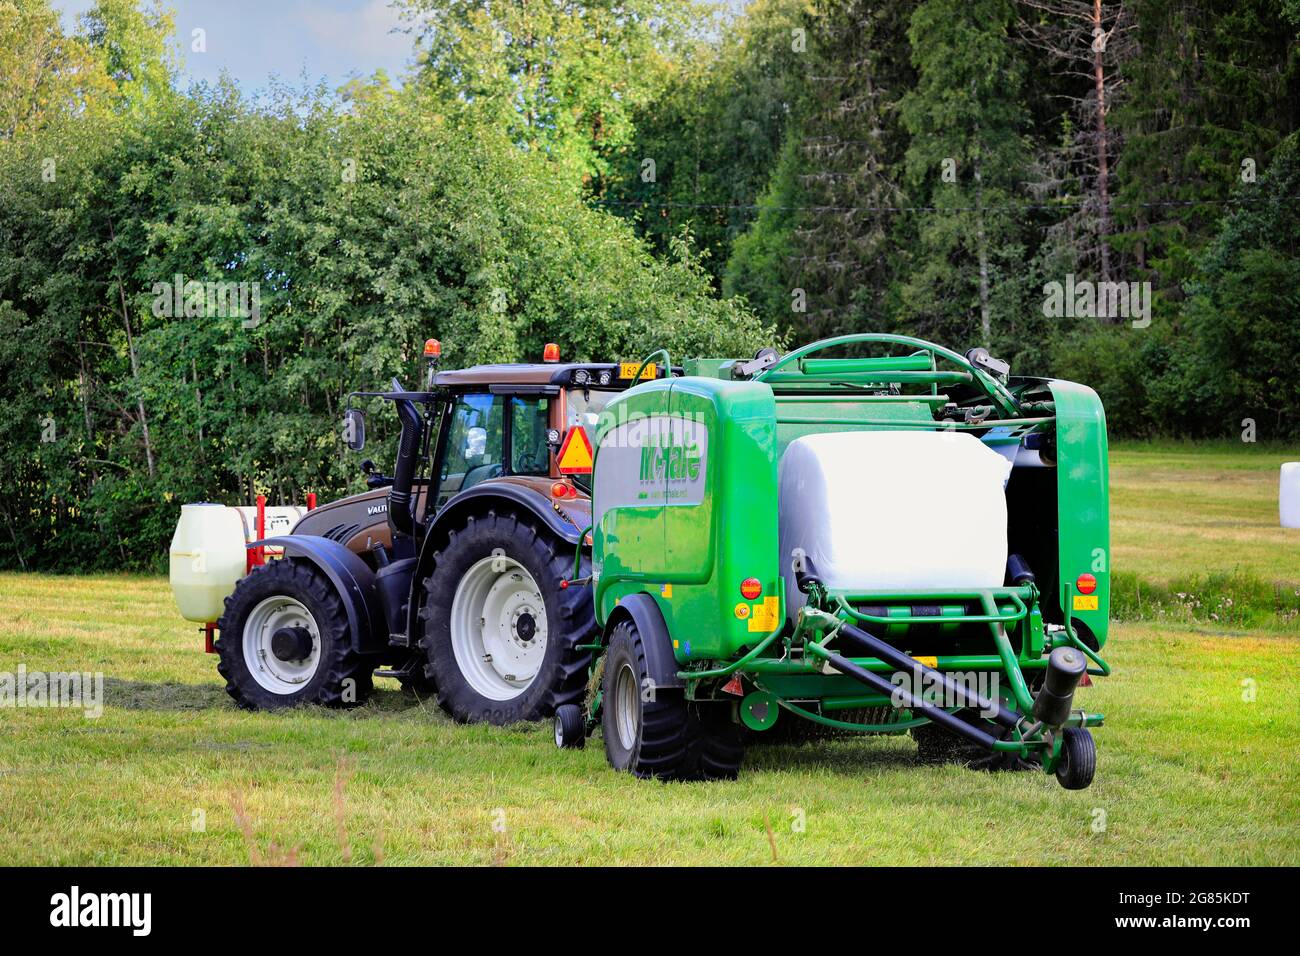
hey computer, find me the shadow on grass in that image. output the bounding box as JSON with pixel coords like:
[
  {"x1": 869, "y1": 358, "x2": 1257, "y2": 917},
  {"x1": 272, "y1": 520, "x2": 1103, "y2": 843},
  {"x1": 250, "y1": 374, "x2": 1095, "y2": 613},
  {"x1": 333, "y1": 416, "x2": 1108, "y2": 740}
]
[
  {"x1": 100, "y1": 678, "x2": 437, "y2": 716},
  {"x1": 742, "y1": 735, "x2": 928, "y2": 776},
  {"x1": 104, "y1": 677, "x2": 228, "y2": 711}
]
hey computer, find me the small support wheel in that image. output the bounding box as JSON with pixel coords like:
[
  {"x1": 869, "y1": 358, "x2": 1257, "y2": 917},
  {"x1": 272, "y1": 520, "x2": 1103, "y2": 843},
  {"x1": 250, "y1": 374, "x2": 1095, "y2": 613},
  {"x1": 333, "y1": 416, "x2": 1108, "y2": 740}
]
[
  {"x1": 1055, "y1": 727, "x2": 1096, "y2": 790},
  {"x1": 554, "y1": 703, "x2": 585, "y2": 749}
]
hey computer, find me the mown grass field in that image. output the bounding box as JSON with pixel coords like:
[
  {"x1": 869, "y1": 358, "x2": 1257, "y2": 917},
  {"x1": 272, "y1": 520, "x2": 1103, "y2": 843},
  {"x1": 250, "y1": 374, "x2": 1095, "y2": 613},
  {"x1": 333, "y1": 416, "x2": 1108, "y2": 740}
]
[{"x1": 1, "y1": 441, "x2": 1297, "y2": 865}]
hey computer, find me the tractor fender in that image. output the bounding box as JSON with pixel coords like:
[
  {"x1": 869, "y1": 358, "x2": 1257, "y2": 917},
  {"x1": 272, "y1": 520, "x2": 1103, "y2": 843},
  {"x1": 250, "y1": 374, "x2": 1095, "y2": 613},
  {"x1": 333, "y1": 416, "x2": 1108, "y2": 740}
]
[
  {"x1": 407, "y1": 483, "x2": 587, "y2": 644},
  {"x1": 250, "y1": 536, "x2": 388, "y2": 656},
  {"x1": 431, "y1": 482, "x2": 585, "y2": 547},
  {"x1": 602, "y1": 593, "x2": 686, "y2": 690}
]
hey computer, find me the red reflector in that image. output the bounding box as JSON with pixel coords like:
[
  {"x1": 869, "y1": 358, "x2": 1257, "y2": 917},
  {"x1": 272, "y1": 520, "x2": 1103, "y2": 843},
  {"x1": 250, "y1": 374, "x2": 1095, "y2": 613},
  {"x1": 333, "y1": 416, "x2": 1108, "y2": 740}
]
[
  {"x1": 740, "y1": 578, "x2": 762, "y2": 600},
  {"x1": 1076, "y1": 573, "x2": 1097, "y2": 595}
]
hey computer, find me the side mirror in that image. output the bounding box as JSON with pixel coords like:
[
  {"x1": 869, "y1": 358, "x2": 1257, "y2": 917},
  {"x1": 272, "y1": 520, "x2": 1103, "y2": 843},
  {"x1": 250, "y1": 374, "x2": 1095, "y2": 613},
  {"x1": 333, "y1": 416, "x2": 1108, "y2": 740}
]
[
  {"x1": 463, "y1": 425, "x2": 487, "y2": 459},
  {"x1": 343, "y1": 408, "x2": 366, "y2": 451}
]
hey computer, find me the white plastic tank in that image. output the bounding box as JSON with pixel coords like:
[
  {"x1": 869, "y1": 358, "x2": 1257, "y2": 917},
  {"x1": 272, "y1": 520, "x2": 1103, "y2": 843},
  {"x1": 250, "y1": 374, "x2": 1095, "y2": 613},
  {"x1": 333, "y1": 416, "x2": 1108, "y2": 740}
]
[
  {"x1": 169, "y1": 504, "x2": 250, "y2": 623},
  {"x1": 168, "y1": 503, "x2": 307, "y2": 622},
  {"x1": 1282, "y1": 462, "x2": 1300, "y2": 529}
]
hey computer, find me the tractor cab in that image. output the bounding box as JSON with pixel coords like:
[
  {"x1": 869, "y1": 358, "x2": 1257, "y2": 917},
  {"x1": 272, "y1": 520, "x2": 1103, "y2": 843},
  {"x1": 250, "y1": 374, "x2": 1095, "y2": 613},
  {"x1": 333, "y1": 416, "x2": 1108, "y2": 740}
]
[{"x1": 294, "y1": 342, "x2": 661, "y2": 560}]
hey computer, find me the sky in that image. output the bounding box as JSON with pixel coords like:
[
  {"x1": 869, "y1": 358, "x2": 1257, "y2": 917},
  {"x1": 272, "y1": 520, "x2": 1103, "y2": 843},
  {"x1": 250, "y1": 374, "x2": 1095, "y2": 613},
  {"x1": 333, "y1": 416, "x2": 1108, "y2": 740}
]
[{"x1": 52, "y1": 0, "x2": 417, "y2": 95}]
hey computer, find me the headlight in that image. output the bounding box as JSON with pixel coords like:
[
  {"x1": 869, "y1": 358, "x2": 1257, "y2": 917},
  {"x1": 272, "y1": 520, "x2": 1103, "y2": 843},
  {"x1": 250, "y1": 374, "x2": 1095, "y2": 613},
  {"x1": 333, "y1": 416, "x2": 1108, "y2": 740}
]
[
  {"x1": 598, "y1": 370, "x2": 611, "y2": 385},
  {"x1": 573, "y1": 369, "x2": 590, "y2": 385}
]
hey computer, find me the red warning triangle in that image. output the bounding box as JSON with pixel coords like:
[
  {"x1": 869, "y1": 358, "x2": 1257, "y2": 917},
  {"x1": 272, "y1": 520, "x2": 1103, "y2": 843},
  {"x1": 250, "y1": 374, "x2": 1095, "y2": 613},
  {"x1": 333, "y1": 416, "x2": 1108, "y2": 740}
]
[{"x1": 556, "y1": 426, "x2": 593, "y2": 474}]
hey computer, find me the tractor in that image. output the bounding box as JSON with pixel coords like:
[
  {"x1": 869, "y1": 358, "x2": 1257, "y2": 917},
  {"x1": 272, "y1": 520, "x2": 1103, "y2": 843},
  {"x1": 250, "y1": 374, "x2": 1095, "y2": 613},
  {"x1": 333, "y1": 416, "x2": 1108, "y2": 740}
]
[
  {"x1": 551, "y1": 334, "x2": 1112, "y2": 790},
  {"x1": 170, "y1": 340, "x2": 659, "y2": 723}
]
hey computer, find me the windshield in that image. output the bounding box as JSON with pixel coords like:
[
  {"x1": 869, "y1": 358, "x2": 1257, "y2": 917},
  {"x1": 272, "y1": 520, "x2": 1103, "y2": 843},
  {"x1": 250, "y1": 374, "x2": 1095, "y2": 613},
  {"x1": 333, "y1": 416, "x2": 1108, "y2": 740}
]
[
  {"x1": 565, "y1": 387, "x2": 618, "y2": 492},
  {"x1": 566, "y1": 387, "x2": 618, "y2": 433}
]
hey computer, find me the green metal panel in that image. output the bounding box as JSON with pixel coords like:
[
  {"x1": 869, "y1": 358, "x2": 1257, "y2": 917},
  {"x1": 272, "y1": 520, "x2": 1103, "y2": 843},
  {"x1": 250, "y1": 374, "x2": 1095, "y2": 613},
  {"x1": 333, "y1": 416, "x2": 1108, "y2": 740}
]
[
  {"x1": 666, "y1": 379, "x2": 779, "y2": 661},
  {"x1": 1048, "y1": 380, "x2": 1111, "y2": 647},
  {"x1": 591, "y1": 380, "x2": 671, "y2": 626},
  {"x1": 591, "y1": 376, "x2": 779, "y2": 662}
]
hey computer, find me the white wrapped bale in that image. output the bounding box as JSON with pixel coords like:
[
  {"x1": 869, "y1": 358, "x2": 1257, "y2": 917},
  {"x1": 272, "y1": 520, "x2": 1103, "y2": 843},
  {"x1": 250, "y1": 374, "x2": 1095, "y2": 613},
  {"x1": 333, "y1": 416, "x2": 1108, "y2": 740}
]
[
  {"x1": 1282, "y1": 462, "x2": 1300, "y2": 529},
  {"x1": 778, "y1": 431, "x2": 1014, "y2": 619}
]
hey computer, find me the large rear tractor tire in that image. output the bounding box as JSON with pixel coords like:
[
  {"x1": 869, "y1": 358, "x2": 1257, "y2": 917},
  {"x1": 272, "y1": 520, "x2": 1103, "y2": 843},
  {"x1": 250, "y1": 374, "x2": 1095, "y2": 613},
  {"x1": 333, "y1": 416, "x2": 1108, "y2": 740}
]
[
  {"x1": 215, "y1": 559, "x2": 374, "y2": 709},
  {"x1": 601, "y1": 620, "x2": 743, "y2": 781},
  {"x1": 420, "y1": 511, "x2": 594, "y2": 725}
]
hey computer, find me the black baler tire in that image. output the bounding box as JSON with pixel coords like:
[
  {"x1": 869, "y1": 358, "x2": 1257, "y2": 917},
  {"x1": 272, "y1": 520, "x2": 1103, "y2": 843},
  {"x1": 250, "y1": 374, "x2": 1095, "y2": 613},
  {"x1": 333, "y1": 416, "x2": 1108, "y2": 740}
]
[
  {"x1": 215, "y1": 559, "x2": 374, "y2": 710},
  {"x1": 688, "y1": 705, "x2": 744, "y2": 780},
  {"x1": 420, "y1": 510, "x2": 594, "y2": 725},
  {"x1": 602, "y1": 620, "x2": 692, "y2": 779},
  {"x1": 600, "y1": 621, "x2": 743, "y2": 781},
  {"x1": 554, "y1": 703, "x2": 585, "y2": 749},
  {"x1": 1055, "y1": 727, "x2": 1097, "y2": 790}
]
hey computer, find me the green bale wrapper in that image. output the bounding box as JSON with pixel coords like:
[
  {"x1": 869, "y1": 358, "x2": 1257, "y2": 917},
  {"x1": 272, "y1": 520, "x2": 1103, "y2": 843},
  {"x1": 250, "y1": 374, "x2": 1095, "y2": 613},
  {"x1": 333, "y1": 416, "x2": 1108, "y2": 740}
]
[{"x1": 558, "y1": 334, "x2": 1111, "y2": 789}]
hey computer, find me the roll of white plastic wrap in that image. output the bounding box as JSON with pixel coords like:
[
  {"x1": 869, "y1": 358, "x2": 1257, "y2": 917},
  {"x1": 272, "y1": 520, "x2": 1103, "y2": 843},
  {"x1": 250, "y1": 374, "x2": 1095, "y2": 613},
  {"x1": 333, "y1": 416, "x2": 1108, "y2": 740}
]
[
  {"x1": 778, "y1": 431, "x2": 1014, "y2": 620},
  {"x1": 1281, "y1": 462, "x2": 1300, "y2": 529}
]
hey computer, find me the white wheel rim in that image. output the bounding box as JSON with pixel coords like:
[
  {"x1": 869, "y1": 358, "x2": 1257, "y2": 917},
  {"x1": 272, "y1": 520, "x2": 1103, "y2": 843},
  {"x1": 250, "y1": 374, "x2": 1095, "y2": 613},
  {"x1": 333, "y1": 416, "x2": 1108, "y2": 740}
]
[
  {"x1": 614, "y1": 663, "x2": 639, "y2": 751},
  {"x1": 242, "y1": 595, "x2": 322, "y2": 694},
  {"x1": 450, "y1": 556, "x2": 548, "y2": 701}
]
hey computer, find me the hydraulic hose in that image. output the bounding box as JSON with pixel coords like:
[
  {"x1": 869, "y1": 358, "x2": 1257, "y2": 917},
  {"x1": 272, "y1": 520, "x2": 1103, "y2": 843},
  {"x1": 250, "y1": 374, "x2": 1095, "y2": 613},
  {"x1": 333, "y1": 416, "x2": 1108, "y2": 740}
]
[{"x1": 834, "y1": 621, "x2": 1022, "y2": 730}]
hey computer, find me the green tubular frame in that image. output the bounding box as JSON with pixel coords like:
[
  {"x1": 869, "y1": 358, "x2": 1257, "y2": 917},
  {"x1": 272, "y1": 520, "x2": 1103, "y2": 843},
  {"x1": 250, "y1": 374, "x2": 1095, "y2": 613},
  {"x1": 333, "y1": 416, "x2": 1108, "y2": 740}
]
[
  {"x1": 755, "y1": 333, "x2": 1020, "y2": 417},
  {"x1": 671, "y1": 580, "x2": 1109, "y2": 751}
]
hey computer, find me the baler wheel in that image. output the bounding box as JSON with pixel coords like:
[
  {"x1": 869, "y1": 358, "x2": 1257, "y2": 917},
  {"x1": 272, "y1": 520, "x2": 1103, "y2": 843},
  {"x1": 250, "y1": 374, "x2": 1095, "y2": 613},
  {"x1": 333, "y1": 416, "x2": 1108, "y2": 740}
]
[
  {"x1": 601, "y1": 620, "x2": 742, "y2": 781},
  {"x1": 1055, "y1": 727, "x2": 1096, "y2": 790},
  {"x1": 554, "y1": 704, "x2": 585, "y2": 749}
]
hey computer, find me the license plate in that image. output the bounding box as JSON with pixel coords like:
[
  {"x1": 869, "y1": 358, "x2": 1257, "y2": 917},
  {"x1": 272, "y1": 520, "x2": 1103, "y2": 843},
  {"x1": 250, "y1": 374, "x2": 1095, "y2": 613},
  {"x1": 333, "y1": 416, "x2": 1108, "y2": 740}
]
[{"x1": 619, "y1": 361, "x2": 655, "y2": 380}]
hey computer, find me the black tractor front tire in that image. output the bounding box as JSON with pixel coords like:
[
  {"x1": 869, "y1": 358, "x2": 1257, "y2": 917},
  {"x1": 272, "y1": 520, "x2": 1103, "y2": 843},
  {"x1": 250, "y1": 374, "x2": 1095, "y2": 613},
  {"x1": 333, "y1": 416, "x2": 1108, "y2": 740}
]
[
  {"x1": 215, "y1": 559, "x2": 374, "y2": 709},
  {"x1": 420, "y1": 511, "x2": 594, "y2": 725}
]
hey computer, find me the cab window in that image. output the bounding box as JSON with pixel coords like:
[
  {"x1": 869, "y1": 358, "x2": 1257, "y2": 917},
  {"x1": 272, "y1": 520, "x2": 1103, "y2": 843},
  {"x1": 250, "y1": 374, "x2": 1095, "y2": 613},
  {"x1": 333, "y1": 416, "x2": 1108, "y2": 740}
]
[
  {"x1": 437, "y1": 394, "x2": 502, "y2": 507},
  {"x1": 511, "y1": 397, "x2": 551, "y2": 476}
]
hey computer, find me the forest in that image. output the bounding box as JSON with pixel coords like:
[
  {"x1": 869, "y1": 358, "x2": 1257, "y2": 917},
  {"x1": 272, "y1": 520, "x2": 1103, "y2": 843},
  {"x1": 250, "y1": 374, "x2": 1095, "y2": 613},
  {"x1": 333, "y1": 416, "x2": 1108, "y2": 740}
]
[{"x1": 1, "y1": 0, "x2": 1298, "y2": 570}]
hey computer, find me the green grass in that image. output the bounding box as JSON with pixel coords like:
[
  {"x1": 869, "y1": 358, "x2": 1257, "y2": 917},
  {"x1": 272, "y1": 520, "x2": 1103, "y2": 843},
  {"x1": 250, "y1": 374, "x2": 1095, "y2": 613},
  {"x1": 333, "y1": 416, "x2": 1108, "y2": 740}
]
[
  {"x1": 1, "y1": 440, "x2": 1297, "y2": 865},
  {"x1": 1111, "y1": 440, "x2": 1300, "y2": 588}
]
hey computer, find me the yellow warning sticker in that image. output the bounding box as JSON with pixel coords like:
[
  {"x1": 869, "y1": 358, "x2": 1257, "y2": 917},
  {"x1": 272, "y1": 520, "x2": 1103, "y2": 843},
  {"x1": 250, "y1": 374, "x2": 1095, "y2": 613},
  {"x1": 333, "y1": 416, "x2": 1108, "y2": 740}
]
[
  {"x1": 556, "y1": 426, "x2": 593, "y2": 473},
  {"x1": 747, "y1": 596, "x2": 781, "y2": 632},
  {"x1": 1073, "y1": 594, "x2": 1099, "y2": 611},
  {"x1": 734, "y1": 602, "x2": 751, "y2": 620},
  {"x1": 912, "y1": 655, "x2": 938, "y2": 669},
  {"x1": 660, "y1": 583, "x2": 672, "y2": 599},
  {"x1": 619, "y1": 361, "x2": 656, "y2": 380}
]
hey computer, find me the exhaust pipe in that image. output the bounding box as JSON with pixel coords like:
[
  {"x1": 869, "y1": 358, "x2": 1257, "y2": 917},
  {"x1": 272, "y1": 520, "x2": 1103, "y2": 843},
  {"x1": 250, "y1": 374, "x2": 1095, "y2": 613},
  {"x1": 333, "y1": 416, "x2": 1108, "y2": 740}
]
[{"x1": 387, "y1": 398, "x2": 423, "y2": 540}]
